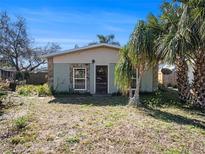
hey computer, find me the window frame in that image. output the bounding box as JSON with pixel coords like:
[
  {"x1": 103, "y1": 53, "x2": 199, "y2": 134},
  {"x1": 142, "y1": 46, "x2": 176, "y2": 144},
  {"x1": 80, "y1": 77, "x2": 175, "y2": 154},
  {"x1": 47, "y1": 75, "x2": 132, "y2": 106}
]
[
  {"x1": 73, "y1": 68, "x2": 87, "y2": 91},
  {"x1": 131, "y1": 70, "x2": 137, "y2": 90}
]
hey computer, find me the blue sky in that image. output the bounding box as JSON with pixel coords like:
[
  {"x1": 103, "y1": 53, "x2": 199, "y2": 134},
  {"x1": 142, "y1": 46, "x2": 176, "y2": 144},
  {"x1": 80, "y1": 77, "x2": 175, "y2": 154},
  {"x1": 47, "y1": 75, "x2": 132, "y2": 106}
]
[{"x1": 0, "y1": 0, "x2": 165, "y2": 50}]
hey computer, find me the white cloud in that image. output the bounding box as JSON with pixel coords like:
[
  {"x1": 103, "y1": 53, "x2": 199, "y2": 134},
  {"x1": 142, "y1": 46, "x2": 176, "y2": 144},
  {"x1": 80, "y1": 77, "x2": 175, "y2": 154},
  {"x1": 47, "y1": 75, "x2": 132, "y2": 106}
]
[
  {"x1": 10, "y1": 8, "x2": 136, "y2": 49},
  {"x1": 17, "y1": 8, "x2": 138, "y2": 25},
  {"x1": 35, "y1": 38, "x2": 92, "y2": 43},
  {"x1": 35, "y1": 38, "x2": 92, "y2": 49}
]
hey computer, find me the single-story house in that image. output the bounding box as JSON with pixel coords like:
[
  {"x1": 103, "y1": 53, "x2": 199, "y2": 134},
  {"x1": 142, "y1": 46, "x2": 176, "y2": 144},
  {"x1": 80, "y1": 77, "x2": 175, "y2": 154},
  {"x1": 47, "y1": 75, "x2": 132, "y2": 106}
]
[
  {"x1": 43, "y1": 43, "x2": 158, "y2": 94},
  {"x1": 0, "y1": 67, "x2": 16, "y2": 80}
]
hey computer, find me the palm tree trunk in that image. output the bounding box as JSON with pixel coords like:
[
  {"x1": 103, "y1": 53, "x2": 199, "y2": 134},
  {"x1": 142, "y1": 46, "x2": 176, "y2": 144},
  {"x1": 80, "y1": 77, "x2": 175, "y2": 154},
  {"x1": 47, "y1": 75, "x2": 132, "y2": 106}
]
[
  {"x1": 176, "y1": 57, "x2": 190, "y2": 102},
  {"x1": 192, "y1": 49, "x2": 205, "y2": 108},
  {"x1": 129, "y1": 69, "x2": 141, "y2": 106}
]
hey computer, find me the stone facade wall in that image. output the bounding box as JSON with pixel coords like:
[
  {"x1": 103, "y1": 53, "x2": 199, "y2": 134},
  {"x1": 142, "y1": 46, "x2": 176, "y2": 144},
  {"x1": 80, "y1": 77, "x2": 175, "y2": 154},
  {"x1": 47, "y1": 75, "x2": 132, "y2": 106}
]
[
  {"x1": 69, "y1": 64, "x2": 90, "y2": 92},
  {"x1": 47, "y1": 57, "x2": 54, "y2": 88}
]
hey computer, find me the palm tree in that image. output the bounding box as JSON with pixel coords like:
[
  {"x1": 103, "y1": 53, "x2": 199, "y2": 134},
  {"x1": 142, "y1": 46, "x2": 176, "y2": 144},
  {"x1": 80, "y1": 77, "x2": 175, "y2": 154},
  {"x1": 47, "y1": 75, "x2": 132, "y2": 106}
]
[
  {"x1": 97, "y1": 34, "x2": 114, "y2": 43},
  {"x1": 89, "y1": 34, "x2": 120, "y2": 46},
  {"x1": 115, "y1": 14, "x2": 160, "y2": 106},
  {"x1": 115, "y1": 46, "x2": 134, "y2": 98},
  {"x1": 128, "y1": 18, "x2": 159, "y2": 106},
  {"x1": 156, "y1": 2, "x2": 192, "y2": 102},
  {"x1": 190, "y1": 0, "x2": 205, "y2": 107},
  {"x1": 175, "y1": 0, "x2": 205, "y2": 107}
]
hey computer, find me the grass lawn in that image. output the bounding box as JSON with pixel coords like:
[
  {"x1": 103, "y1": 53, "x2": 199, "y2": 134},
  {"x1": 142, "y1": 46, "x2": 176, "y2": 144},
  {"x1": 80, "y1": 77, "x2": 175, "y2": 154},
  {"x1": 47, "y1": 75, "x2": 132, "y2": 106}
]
[{"x1": 0, "y1": 89, "x2": 205, "y2": 154}]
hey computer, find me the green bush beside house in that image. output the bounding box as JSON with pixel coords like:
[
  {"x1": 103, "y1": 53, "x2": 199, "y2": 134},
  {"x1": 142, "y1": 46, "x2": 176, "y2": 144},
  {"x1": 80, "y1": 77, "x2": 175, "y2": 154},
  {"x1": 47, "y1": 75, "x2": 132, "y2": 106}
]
[{"x1": 17, "y1": 84, "x2": 52, "y2": 97}]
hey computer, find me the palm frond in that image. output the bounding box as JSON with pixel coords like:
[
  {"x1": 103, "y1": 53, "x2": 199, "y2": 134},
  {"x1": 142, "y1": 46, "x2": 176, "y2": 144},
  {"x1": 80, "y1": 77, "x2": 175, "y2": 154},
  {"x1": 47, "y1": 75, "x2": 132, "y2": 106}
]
[
  {"x1": 115, "y1": 46, "x2": 134, "y2": 93},
  {"x1": 129, "y1": 20, "x2": 158, "y2": 67}
]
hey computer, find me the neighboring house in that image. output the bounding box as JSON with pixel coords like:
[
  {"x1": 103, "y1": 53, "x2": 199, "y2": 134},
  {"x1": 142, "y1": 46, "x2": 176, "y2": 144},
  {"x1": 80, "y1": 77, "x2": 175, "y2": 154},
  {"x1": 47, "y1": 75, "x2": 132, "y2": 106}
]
[
  {"x1": 0, "y1": 68, "x2": 16, "y2": 80},
  {"x1": 43, "y1": 43, "x2": 158, "y2": 94},
  {"x1": 158, "y1": 64, "x2": 177, "y2": 87},
  {"x1": 0, "y1": 57, "x2": 16, "y2": 80},
  {"x1": 158, "y1": 71, "x2": 177, "y2": 87},
  {"x1": 0, "y1": 65, "x2": 48, "y2": 84},
  {"x1": 159, "y1": 63, "x2": 194, "y2": 86}
]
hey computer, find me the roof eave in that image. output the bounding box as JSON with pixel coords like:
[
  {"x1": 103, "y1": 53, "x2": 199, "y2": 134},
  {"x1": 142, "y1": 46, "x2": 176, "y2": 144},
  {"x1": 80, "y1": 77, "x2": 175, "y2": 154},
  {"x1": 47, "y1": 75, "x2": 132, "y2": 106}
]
[{"x1": 42, "y1": 43, "x2": 121, "y2": 58}]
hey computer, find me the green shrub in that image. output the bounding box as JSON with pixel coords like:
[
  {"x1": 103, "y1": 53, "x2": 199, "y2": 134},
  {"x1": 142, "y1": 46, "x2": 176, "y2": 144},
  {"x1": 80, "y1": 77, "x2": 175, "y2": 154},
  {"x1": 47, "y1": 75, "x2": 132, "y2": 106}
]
[
  {"x1": 17, "y1": 85, "x2": 35, "y2": 96},
  {"x1": 14, "y1": 116, "x2": 28, "y2": 130},
  {"x1": 36, "y1": 84, "x2": 52, "y2": 96},
  {"x1": 141, "y1": 89, "x2": 181, "y2": 107},
  {"x1": 66, "y1": 135, "x2": 80, "y2": 144},
  {"x1": 17, "y1": 84, "x2": 51, "y2": 96}
]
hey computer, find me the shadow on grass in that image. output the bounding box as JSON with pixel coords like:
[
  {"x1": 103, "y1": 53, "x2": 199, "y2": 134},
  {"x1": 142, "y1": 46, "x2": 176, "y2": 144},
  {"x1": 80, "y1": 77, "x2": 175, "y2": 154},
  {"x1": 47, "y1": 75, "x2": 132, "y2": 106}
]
[
  {"x1": 140, "y1": 88, "x2": 183, "y2": 108},
  {"x1": 180, "y1": 106, "x2": 205, "y2": 116},
  {"x1": 142, "y1": 106, "x2": 205, "y2": 130},
  {"x1": 139, "y1": 89, "x2": 205, "y2": 130},
  {"x1": 49, "y1": 88, "x2": 181, "y2": 107},
  {"x1": 49, "y1": 89, "x2": 205, "y2": 129},
  {"x1": 48, "y1": 95, "x2": 128, "y2": 106}
]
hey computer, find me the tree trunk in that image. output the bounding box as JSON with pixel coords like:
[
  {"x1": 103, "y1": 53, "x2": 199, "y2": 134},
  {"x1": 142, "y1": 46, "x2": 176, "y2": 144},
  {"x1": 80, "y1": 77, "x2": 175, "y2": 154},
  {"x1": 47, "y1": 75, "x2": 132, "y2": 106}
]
[
  {"x1": 192, "y1": 49, "x2": 205, "y2": 108},
  {"x1": 176, "y1": 57, "x2": 190, "y2": 102},
  {"x1": 129, "y1": 69, "x2": 141, "y2": 106},
  {"x1": 15, "y1": 57, "x2": 20, "y2": 71}
]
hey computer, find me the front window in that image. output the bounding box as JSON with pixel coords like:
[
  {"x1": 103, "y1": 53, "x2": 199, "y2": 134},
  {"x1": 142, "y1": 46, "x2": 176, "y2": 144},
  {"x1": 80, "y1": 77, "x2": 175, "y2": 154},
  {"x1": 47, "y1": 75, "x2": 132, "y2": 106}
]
[
  {"x1": 73, "y1": 68, "x2": 86, "y2": 90},
  {"x1": 131, "y1": 70, "x2": 136, "y2": 89}
]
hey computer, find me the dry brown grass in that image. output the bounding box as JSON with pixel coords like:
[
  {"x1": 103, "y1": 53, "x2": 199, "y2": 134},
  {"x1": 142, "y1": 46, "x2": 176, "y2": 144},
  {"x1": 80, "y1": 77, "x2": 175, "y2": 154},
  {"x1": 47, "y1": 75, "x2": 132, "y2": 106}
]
[
  {"x1": 0, "y1": 80, "x2": 10, "y2": 91},
  {"x1": 0, "y1": 94, "x2": 205, "y2": 154}
]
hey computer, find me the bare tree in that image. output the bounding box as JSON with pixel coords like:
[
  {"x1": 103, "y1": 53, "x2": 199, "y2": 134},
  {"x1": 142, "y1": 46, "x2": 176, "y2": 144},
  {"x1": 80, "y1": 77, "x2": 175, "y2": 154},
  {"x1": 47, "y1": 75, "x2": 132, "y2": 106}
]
[
  {"x1": 0, "y1": 12, "x2": 60, "y2": 72},
  {"x1": 21, "y1": 43, "x2": 61, "y2": 71}
]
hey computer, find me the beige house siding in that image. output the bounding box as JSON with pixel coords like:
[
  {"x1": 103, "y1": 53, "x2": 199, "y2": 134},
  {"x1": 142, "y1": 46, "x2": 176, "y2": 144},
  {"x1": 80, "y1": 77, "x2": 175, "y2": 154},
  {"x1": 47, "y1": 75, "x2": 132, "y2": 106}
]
[
  {"x1": 140, "y1": 69, "x2": 153, "y2": 92},
  {"x1": 109, "y1": 63, "x2": 118, "y2": 93},
  {"x1": 53, "y1": 63, "x2": 70, "y2": 92},
  {"x1": 53, "y1": 47, "x2": 119, "y2": 64}
]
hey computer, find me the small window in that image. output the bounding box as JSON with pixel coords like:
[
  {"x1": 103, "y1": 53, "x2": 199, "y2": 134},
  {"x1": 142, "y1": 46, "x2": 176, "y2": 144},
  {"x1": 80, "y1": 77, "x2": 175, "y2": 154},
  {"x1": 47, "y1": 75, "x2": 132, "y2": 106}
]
[
  {"x1": 131, "y1": 70, "x2": 136, "y2": 89},
  {"x1": 73, "y1": 68, "x2": 86, "y2": 90}
]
